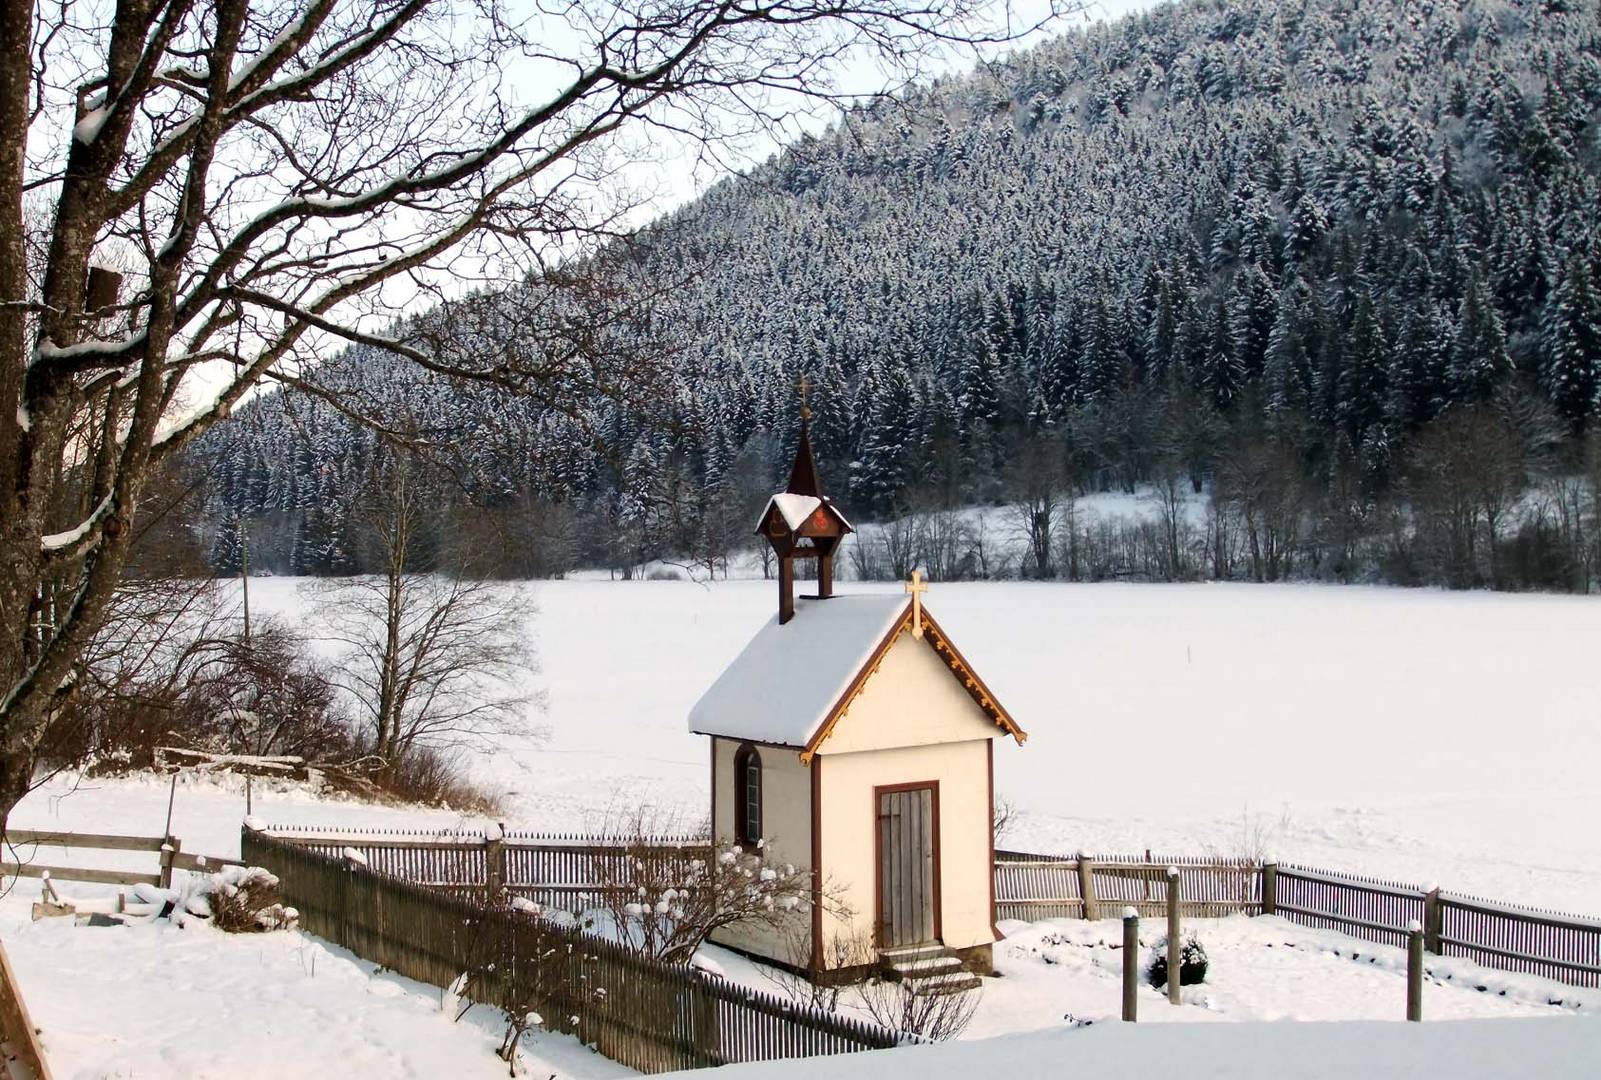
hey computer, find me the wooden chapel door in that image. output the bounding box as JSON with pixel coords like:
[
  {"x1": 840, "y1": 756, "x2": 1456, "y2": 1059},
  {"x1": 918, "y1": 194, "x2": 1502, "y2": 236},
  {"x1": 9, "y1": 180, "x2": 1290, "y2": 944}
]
[{"x1": 877, "y1": 783, "x2": 937, "y2": 947}]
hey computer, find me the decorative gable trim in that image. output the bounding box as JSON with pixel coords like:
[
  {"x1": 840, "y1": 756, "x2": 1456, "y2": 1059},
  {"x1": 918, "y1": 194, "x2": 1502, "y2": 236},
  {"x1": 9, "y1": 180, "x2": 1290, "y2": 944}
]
[
  {"x1": 798, "y1": 601, "x2": 1027, "y2": 763},
  {"x1": 921, "y1": 609, "x2": 1028, "y2": 746}
]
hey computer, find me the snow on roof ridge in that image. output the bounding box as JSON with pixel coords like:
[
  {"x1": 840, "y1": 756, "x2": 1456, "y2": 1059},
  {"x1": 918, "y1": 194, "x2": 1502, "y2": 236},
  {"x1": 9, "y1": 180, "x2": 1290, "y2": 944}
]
[
  {"x1": 770, "y1": 492, "x2": 821, "y2": 531},
  {"x1": 687, "y1": 592, "x2": 910, "y2": 747}
]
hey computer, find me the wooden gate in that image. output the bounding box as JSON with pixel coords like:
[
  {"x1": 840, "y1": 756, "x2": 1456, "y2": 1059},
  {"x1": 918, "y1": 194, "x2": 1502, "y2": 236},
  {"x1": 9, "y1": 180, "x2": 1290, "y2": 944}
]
[{"x1": 876, "y1": 783, "x2": 938, "y2": 948}]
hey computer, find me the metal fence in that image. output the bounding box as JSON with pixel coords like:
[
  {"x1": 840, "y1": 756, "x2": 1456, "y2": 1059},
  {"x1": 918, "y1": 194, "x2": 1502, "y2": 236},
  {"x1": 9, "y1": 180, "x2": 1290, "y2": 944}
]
[{"x1": 244, "y1": 829, "x2": 911, "y2": 1074}]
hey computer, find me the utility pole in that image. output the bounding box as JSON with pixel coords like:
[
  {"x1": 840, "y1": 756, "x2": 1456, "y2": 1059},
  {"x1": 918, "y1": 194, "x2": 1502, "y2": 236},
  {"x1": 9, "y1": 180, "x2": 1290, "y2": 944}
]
[{"x1": 239, "y1": 518, "x2": 252, "y2": 643}]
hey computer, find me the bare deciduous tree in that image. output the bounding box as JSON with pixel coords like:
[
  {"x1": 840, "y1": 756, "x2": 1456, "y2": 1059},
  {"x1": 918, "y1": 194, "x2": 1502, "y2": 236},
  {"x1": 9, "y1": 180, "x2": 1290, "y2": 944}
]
[
  {"x1": 0, "y1": 0, "x2": 1068, "y2": 830},
  {"x1": 308, "y1": 446, "x2": 534, "y2": 777},
  {"x1": 1005, "y1": 432, "x2": 1067, "y2": 579}
]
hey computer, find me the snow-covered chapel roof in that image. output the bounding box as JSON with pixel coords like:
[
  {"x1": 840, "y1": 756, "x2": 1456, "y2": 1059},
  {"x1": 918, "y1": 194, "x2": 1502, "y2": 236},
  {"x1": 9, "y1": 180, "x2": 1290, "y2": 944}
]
[{"x1": 687, "y1": 593, "x2": 1025, "y2": 755}]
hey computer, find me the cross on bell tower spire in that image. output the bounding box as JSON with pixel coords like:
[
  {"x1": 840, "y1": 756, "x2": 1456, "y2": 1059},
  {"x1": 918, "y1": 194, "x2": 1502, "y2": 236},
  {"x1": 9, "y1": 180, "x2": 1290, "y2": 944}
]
[{"x1": 784, "y1": 373, "x2": 823, "y2": 498}]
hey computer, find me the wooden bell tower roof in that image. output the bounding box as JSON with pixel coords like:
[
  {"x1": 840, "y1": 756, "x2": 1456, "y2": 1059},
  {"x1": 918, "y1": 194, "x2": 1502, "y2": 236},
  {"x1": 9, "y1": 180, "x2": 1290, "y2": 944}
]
[
  {"x1": 784, "y1": 419, "x2": 824, "y2": 499},
  {"x1": 757, "y1": 378, "x2": 853, "y2": 623}
]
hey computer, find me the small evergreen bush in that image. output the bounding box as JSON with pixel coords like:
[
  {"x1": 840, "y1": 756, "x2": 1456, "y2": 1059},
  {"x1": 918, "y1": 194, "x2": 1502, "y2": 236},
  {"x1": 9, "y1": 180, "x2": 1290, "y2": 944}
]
[{"x1": 1146, "y1": 932, "x2": 1208, "y2": 989}]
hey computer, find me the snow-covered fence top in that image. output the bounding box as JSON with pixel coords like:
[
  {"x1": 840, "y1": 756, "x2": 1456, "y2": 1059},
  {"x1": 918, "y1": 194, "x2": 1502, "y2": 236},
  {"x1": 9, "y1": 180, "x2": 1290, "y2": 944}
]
[
  {"x1": 244, "y1": 829, "x2": 911, "y2": 1074},
  {"x1": 260, "y1": 823, "x2": 708, "y2": 846}
]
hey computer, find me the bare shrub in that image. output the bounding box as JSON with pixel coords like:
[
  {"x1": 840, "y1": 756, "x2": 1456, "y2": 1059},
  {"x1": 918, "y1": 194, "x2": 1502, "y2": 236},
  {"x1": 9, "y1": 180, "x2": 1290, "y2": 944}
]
[
  {"x1": 196, "y1": 867, "x2": 298, "y2": 933},
  {"x1": 761, "y1": 922, "x2": 877, "y2": 1011},
  {"x1": 169, "y1": 623, "x2": 354, "y2": 762},
  {"x1": 452, "y1": 907, "x2": 570, "y2": 1077},
  {"x1": 853, "y1": 972, "x2": 981, "y2": 1041},
  {"x1": 589, "y1": 809, "x2": 826, "y2": 966},
  {"x1": 993, "y1": 795, "x2": 1017, "y2": 848},
  {"x1": 380, "y1": 745, "x2": 502, "y2": 814}
]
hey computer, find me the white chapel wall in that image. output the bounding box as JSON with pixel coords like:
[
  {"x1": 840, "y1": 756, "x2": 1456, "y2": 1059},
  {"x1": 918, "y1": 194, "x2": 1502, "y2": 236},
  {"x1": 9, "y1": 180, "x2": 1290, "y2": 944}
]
[
  {"x1": 816, "y1": 739, "x2": 994, "y2": 963},
  {"x1": 819, "y1": 626, "x2": 1005, "y2": 755},
  {"x1": 709, "y1": 735, "x2": 814, "y2": 965}
]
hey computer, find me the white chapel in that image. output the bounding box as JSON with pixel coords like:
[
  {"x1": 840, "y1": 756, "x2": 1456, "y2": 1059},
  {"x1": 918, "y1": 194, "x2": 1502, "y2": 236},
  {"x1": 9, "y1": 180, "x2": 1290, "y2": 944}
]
[{"x1": 687, "y1": 402, "x2": 1027, "y2": 979}]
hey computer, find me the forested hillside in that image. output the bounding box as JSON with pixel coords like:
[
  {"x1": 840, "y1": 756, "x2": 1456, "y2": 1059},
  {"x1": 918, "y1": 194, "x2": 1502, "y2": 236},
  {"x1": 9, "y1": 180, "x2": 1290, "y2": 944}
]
[{"x1": 197, "y1": 0, "x2": 1601, "y2": 590}]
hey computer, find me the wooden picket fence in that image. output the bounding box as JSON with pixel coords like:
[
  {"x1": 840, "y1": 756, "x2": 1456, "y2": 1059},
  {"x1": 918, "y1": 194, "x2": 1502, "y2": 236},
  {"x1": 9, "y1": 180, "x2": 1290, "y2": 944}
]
[
  {"x1": 1270, "y1": 863, "x2": 1601, "y2": 988},
  {"x1": 256, "y1": 824, "x2": 708, "y2": 911},
  {"x1": 262, "y1": 827, "x2": 1601, "y2": 991},
  {"x1": 242, "y1": 830, "x2": 912, "y2": 1073},
  {"x1": 994, "y1": 850, "x2": 1260, "y2": 921},
  {"x1": 995, "y1": 850, "x2": 1601, "y2": 989}
]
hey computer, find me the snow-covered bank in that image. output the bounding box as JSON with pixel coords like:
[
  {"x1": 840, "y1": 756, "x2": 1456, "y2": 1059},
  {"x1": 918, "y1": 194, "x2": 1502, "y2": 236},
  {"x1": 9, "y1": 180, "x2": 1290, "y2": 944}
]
[
  {"x1": 2, "y1": 896, "x2": 632, "y2": 1079},
  {"x1": 655, "y1": 1016, "x2": 1601, "y2": 1079}
]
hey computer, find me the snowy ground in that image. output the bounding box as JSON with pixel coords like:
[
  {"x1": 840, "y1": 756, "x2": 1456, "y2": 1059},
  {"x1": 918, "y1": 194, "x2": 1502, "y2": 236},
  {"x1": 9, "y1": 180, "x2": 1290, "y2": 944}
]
[
  {"x1": 654, "y1": 1016, "x2": 1601, "y2": 1080},
  {"x1": 13, "y1": 578, "x2": 1601, "y2": 915},
  {"x1": 1, "y1": 894, "x2": 630, "y2": 1080},
  {"x1": 696, "y1": 913, "x2": 1594, "y2": 1040}
]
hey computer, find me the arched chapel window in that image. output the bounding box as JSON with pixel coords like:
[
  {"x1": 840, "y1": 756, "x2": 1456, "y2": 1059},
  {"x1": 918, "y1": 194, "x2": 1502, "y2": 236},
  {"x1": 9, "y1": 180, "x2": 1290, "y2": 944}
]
[{"x1": 734, "y1": 744, "x2": 762, "y2": 847}]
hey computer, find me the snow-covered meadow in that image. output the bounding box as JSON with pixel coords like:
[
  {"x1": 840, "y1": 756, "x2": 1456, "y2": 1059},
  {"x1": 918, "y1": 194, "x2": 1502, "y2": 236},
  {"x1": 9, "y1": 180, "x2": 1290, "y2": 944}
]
[
  {"x1": 8, "y1": 577, "x2": 1601, "y2": 1077},
  {"x1": 16, "y1": 577, "x2": 1601, "y2": 915}
]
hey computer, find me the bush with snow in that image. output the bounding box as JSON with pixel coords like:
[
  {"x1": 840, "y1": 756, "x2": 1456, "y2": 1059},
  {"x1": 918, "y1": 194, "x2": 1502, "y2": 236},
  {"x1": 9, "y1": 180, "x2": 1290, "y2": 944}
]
[
  {"x1": 1146, "y1": 931, "x2": 1208, "y2": 989},
  {"x1": 134, "y1": 867, "x2": 298, "y2": 932}
]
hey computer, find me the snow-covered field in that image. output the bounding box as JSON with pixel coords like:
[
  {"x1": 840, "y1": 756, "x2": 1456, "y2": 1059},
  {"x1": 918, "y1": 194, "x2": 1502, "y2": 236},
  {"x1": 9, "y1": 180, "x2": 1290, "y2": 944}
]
[
  {"x1": 9, "y1": 573, "x2": 1600, "y2": 1078},
  {"x1": 15, "y1": 578, "x2": 1601, "y2": 915}
]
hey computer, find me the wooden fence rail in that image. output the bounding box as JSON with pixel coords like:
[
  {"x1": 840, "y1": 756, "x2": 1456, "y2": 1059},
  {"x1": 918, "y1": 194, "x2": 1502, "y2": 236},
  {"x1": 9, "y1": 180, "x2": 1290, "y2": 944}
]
[
  {"x1": 0, "y1": 934, "x2": 53, "y2": 1080},
  {"x1": 1, "y1": 830, "x2": 245, "y2": 891},
  {"x1": 243, "y1": 829, "x2": 912, "y2": 1074}
]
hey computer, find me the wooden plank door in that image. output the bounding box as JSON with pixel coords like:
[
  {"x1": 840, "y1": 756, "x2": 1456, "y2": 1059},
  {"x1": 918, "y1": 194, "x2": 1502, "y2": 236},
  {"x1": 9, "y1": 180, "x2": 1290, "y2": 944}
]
[{"x1": 877, "y1": 785, "x2": 936, "y2": 947}]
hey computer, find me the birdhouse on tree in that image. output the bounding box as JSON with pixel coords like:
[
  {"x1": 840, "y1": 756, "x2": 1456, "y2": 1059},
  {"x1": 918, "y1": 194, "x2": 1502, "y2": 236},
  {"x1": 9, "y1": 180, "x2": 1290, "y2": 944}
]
[{"x1": 689, "y1": 385, "x2": 1027, "y2": 982}]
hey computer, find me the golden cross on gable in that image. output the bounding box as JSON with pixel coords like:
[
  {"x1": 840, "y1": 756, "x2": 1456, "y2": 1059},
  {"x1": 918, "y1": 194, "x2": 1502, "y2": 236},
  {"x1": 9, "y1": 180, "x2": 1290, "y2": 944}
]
[
  {"x1": 905, "y1": 568, "x2": 928, "y2": 639},
  {"x1": 794, "y1": 373, "x2": 813, "y2": 421}
]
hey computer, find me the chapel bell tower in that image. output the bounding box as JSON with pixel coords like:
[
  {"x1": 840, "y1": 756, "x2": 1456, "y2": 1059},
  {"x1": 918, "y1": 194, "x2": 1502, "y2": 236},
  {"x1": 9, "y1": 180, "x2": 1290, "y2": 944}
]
[{"x1": 757, "y1": 377, "x2": 853, "y2": 624}]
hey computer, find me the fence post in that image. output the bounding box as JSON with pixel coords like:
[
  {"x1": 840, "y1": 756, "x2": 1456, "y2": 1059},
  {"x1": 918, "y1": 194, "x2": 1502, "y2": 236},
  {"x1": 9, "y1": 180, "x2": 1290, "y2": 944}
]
[
  {"x1": 1077, "y1": 854, "x2": 1098, "y2": 921},
  {"x1": 1406, "y1": 920, "x2": 1424, "y2": 1022},
  {"x1": 1261, "y1": 862, "x2": 1277, "y2": 916},
  {"x1": 485, "y1": 830, "x2": 504, "y2": 899},
  {"x1": 159, "y1": 835, "x2": 181, "y2": 890},
  {"x1": 1121, "y1": 907, "x2": 1139, "y2": 1022},
  {"x1": 1166, "y1": 866, "x2": 1181, "y2": 1005},
  {"x1": 1422, "y1": 885, "x2": 1443, "y2": 954}
]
